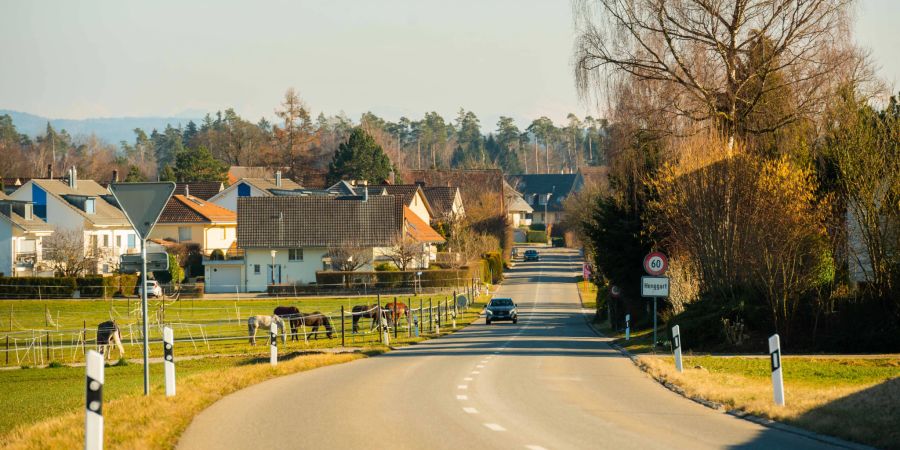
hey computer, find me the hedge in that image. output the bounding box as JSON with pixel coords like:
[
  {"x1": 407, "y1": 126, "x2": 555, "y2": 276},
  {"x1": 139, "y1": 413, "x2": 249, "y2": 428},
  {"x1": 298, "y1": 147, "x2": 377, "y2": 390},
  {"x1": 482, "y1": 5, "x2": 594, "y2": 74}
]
[
  {"x1": 529, "y1": 223, "x2": 546, "y2": 231},
  {"x1": 526, "y1": 230, "x2": 547, "y2": 243},
  {"x1": 315, "y1": 269, "x2": 470, "y2": 289},
  {"x1": 482, "y1": 252, "x2": 503, "y2": 284},
  {"x1": 0, "y1": 274, "x2": 139, "y2": 299}
]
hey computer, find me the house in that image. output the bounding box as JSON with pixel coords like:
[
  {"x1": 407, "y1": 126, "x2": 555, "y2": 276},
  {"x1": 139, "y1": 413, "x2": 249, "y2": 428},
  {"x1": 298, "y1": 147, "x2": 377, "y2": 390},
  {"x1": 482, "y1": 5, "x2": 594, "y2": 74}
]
[
  {"x1": 174, "y1": 182, "x2": 225, "y2": 200},
  {"x1": 8, "y1": 168, "x2": 139, "y2": 274},
  {"x1": 506, "y1": 173, "x2": 580, "y2": 226},
  {"x1": 0, "y1": 194, "x2": 54, "y2": 277},
  {"x1": 326, "y1": 181, "x2": 438, "y2": 224},
  {"x1": 208, "y1": 172, "x2": 302, "y2": 211},
  {"x1": 504, "y1": 183, "x2": 533, "y2": 228},
  {"x1": 421, "y1": 186, "x2": 465, "y2": 223},
  {"x1": 150, "y1": 194, "x2": 238, "y2": 257},
  {"x1": 234, "y1": 194, "x2": 444, "y2": 292},
  {"x1": 403, "y1": 169, "x2": 506, "y2": 219}
]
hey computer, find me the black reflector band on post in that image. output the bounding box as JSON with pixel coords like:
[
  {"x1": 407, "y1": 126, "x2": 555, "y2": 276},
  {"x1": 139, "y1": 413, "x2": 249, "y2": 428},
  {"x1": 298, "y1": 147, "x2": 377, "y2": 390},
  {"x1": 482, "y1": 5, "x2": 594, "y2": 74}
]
[
  {"x1": 86, "y1": 375, "x2": 103, "y2": 416},
  {"x1": 770, "y1": 349, "x2": 780, "y2": 372},
  {"x1": 164, "y1": 342, "x2": 174, "y2": 362}
]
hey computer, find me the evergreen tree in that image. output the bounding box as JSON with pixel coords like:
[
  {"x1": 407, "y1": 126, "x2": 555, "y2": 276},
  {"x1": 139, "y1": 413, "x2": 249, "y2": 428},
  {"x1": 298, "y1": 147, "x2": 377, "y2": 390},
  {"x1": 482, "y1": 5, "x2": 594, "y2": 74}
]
[
  {"x1": 326, "y1": 127, "x2": 393, "y2": 185},
  {"x1": 123, "y1": 165, "x2": 146, "y2": 182},
  {"x1": 173, "y1": 146, "x2": 228, "y2": 182}
]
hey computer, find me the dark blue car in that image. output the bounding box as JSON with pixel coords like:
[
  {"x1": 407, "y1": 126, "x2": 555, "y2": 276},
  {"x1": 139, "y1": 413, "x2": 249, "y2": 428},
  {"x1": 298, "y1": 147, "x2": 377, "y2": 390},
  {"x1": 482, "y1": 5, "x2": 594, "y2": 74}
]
[{"x1": 523, "y1": 249, "x2": 539, "y2": 261}]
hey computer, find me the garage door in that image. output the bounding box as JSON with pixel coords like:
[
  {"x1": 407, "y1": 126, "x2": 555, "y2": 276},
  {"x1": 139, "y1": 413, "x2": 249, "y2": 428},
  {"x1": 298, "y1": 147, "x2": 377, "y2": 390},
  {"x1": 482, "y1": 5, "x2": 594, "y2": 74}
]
[{"x1": 206, "y1": 266, "x2": 241, "y2": 293}]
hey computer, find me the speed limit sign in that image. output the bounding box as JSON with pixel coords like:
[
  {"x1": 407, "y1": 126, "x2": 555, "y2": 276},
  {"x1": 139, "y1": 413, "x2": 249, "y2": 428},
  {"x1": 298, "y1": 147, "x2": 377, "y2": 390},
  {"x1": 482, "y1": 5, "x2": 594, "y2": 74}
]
[{"x1": 643, "y1": 252, "x2": 668, "y2": 276}]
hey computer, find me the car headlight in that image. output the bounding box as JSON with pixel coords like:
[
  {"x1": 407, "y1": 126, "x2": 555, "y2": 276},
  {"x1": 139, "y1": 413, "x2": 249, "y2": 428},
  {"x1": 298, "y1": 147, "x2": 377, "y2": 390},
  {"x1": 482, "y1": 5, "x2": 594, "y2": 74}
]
[{"x1": 486, "y1": 309, "x2": 493, "y2": 316}]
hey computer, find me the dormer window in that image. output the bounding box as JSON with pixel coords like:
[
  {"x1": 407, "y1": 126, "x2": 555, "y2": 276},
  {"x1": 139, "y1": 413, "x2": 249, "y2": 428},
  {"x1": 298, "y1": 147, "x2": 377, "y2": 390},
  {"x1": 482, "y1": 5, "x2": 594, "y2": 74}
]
[{"x1": 85, "y1": 198, "x2": 96, "y2": 214}]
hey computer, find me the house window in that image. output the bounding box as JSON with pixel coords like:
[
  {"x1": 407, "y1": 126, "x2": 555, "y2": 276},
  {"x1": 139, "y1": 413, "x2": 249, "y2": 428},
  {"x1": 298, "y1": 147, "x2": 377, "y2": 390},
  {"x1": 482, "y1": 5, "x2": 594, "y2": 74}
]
[
  {"x1": 103, "y1": 235, "x2": 109, "y2": 247},
  {"x1": 116, "y1": 235, "x2": 122, "y2": 248},
  {"x1": 102, "y1": 264, "x2": 109, "y2": 273},
  {"x1": 253, "y1": 264, "x2": 261, "y2": 274},
  {"x1": 178, "y1": 227, "x2": 192, "y2": 242},
  {"x1": 90, "y1": 234, "x2": 98, "y2": 248},
  {"x1": 127, "y1": 234, "x2": 136, "y2": 249},
  {"x1": 85, "y1": 198, "x2": 96, "y2": 214},
  {"x1": 289, "y1": 249, "x2": 303, "y2": 261}
]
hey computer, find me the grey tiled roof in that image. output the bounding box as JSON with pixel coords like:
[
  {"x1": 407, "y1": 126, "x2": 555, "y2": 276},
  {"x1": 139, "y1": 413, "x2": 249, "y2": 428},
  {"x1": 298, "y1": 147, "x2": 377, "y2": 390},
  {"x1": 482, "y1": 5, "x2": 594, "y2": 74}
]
[
  {"x1": 237, "y1": 195, "x2": 402, "y2": 248},
  {"x1": 174, "y1": 182, "x2": 224, "y2": 200},
  {"x1": 421, "y1": 186, "x2": 458, "y2": 218},
  {"x1": 506, "y1": 174, "x2": 579, "y2": 212}
]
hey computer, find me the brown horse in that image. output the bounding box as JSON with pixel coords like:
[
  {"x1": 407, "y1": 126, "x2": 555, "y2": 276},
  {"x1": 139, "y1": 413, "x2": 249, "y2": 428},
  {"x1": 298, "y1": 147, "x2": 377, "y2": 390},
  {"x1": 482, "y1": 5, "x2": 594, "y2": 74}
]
[
  {"x1": 384, "y1": 301, "x2": 410, "y2": 328},
  {"x1": 351, "y1": 304, "x2": 381, "y2": 333},
  {"x1": 274, "y1": 306, "x2": 303, "y2": 341},
  {"x1": 298, "y1": 312, "x2": 334, "y2": 340}
]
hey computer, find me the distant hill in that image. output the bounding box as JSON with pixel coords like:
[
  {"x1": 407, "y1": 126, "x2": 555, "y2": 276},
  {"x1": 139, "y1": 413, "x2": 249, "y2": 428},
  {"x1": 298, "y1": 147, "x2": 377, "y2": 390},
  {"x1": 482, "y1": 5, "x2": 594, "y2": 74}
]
[{"x1": 0, "y1": 110, "x2": 202, "y2": 145}]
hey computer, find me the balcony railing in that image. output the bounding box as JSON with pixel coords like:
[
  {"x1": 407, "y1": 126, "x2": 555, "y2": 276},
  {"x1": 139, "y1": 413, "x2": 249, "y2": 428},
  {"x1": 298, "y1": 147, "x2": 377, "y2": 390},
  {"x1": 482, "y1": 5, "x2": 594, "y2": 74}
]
[{"x1": 204, "y1": 248, "x2": 244, "y2": 261}]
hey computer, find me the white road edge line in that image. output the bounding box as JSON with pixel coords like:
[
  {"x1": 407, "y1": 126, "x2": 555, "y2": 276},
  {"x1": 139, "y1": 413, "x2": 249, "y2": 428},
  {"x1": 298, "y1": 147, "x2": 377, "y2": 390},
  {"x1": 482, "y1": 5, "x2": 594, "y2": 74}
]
[
  {"x1": 471, "y1": 371, "x2": 480, "y2": 374},
  {"x1": 456, "y1": 395, "x2": 468, "y2": 400},
  {"x1": 464, "y1": 377, "x2": 474, "y2": 381},
  {"x1": 463, "y1": 407, "x2": 479, "y2": 414},
  {"x1": 457, "y1": 385, "x2": 468, "y2": 390},
  {"x1": 484, "y1": 423, "x2": 506, "y2": 432},
  {"x1": 525, "y1": 446, "x2": 548, "y2": 450}
]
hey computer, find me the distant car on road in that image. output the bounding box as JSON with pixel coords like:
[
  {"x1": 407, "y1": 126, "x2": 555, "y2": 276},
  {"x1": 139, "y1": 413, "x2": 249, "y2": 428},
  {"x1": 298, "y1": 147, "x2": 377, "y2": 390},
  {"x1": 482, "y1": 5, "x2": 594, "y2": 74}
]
[
  {"x1": 523, "y1": 249, "x2": 540, "y2": 261},
  {"x1": 485, "y1": 297, "x2": 518, "y2": 325},
  {"x1": 137, "y1": 280, "x2": 163, "y2": 298}
]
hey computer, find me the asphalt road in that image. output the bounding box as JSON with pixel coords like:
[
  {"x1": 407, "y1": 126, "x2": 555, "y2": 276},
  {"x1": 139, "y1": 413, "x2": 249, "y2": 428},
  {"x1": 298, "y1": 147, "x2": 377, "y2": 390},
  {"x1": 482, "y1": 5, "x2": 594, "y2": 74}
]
[{"x1": 179, "y1": 248, "x2": 843, "y2": 450}]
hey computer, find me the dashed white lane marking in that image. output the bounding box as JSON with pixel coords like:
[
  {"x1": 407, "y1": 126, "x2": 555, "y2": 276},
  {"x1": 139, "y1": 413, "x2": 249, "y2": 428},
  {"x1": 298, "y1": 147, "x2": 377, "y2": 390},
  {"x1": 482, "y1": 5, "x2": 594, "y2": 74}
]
[
  {"x1": 525, "y1": 446, "x2": 548, "y2": 450},
  {"x1": 457, "y1": 385, "x2": 468, "y2": 390},
  {"x1": 471, "y1": 371, "x2": 480, "y2": 374},
  {"x1": 463, "y1": 407, "x2": 479, "y2": 414},
  {"x1": 456, "y1": 395, "x2": 468, "y2": 400},
  {"x1": 464, "y1": 377, "x2": 474, "y2": 381},
  {"x1": 480, "y1": 360, "x2": 489, "y2": 363},
  {"x1": 476, "y1": 364, "x2": 485, "y2": 368},
  {"x1": 484, "y1": 423, "x2": 506, "y2": 432}
]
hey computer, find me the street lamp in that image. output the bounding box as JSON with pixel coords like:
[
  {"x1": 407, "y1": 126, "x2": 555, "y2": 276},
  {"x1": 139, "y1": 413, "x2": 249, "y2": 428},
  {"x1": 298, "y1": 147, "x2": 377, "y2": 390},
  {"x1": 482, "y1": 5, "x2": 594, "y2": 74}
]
[{"x1": 270, "y1": 250, "x2": 277, "y2": 285}]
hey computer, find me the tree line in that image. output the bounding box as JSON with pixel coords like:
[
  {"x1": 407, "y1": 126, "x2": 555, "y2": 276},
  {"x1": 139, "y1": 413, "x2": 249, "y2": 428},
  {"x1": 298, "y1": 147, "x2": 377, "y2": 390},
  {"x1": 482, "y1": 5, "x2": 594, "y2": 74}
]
[{"x1": 0, "y1": 89, "x2": 611, "y2": 186}]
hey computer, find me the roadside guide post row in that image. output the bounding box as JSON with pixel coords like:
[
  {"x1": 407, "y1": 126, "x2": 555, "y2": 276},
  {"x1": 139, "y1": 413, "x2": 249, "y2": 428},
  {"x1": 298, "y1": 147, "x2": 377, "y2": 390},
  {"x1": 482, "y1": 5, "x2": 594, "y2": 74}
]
[
  {"x1": 85, "y1": 350, "x2": 103, "y2": 450},
  {"x1": 163, "y1": 326, "x2": 176, "y2": 397}
]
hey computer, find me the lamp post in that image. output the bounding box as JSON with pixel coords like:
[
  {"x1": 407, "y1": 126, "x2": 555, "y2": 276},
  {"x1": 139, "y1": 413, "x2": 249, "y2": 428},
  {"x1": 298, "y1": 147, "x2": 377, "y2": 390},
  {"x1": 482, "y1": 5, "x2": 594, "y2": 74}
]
[{"x1": 270, "y1": 250, "x2": 277, "y2": 285}]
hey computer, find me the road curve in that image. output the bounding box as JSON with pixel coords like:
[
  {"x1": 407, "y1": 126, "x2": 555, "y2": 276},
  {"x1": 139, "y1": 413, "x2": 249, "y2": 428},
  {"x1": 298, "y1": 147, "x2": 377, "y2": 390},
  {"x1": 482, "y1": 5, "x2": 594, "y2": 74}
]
[{"x1": 179, "y1": 248, "x2": 841, "y2": 450}]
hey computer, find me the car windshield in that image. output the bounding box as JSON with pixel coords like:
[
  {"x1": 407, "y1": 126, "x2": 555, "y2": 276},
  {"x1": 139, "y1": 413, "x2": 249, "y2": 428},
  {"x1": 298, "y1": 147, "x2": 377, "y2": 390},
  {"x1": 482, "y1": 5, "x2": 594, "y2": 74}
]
[
  {"x1": 491, "y1": 299, "x2": 513, "y2": 307},
  {"x1": 525, "y1": 250, "x2": 536, "y2": 255}
]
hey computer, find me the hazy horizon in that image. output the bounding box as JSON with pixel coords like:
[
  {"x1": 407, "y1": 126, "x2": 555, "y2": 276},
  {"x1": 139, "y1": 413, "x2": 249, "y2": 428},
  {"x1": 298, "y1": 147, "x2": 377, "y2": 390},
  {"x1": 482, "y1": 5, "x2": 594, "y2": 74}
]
[{"x1": 1, "y1": 0, "x2": 898, "y2": 130}]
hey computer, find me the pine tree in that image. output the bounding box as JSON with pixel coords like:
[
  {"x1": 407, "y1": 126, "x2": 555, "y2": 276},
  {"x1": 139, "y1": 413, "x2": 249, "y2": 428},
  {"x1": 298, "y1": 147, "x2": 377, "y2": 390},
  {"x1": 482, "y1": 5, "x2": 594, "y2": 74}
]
[{"x1": 326, "y1": 127, "x2": 393, "y2": 185}]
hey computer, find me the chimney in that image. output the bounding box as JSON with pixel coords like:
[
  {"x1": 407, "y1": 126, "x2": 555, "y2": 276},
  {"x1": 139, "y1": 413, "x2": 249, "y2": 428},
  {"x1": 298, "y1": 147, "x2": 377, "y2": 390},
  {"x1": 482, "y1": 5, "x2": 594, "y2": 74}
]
[
  {"x1": 112, "y1": 169, "x2": 119, "y2": 183},
  {"x1": 69, "y1": 167, "x2": 77, "y2": 189},
  {"x1": 46, "y1": 164, "x2": 53, "y2": 179},
  {"x1": 275, "y1": 170, "x2": 282, "y2": 187},
  {"x1": 363, "y1": 185, "x2": 368, "y2": 202},
  {"x1": 185, "y1": 184, "x2": 190, "y2": 197}
]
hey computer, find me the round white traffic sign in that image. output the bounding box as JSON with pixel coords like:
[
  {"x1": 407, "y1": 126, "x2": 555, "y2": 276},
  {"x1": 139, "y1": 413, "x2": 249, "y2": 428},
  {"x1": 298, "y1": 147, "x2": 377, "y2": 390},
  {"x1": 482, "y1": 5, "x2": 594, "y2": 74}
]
[
  {"x1": 610, "y1": 286, "x2": 622, "y2": 298},
  {"x1": 643, "y1": 252, "x2": 668, "y2": 276}
]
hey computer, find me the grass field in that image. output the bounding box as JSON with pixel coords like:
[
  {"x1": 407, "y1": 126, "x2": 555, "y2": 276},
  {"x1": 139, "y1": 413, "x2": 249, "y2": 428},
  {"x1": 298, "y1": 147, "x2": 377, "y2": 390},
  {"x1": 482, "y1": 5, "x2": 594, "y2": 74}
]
[
  {"x1": 0, "y1": 351, "x2": 368, "y2": 449},
  {"x1": 0, "y1": 293, "x2": 483, "y2": 368},
  {"x1": 639, "y1": 355, "x2": 900, "y2": 449}
]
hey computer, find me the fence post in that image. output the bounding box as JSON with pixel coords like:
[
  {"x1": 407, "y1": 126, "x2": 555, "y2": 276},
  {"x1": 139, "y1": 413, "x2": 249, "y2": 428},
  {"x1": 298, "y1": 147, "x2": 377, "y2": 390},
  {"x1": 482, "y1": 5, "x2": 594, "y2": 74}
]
[
  {"x1": 163, "y1": 326, "x2": 175, "y2": 397},
  {"x1": 270, "y1": 322, "x2": 278, "y2": 367},
  {"x1": 407, "y1": 297, "x2": 412, "y2": 338},
  {"x1": 85, "y1": 350, "x2": 104, "y2": 450},
  {"x1": 340, "y1": 305, "x2": 345, "y2": 347},
  {"x1": 5, "y1": 336, "x2": 9, "y2": 365},
  {"x1": 429, "y1": 300, "x2": 433, "y2": 332},
  {"x1": 393, "y1": 297, "x2": 398, "y2": 340},
  {"x1": 376, "y1": 294, "x2": 382, "y2": 344},
  {"x1": 82, "y1": 320, "x2": 87, "y2": 356},
  {"x1": 45, "y1": 332, "x2": 50, "y2": 362},
  {"x1": 625, "y1": 314, "x2": 631, "y2": 341}
]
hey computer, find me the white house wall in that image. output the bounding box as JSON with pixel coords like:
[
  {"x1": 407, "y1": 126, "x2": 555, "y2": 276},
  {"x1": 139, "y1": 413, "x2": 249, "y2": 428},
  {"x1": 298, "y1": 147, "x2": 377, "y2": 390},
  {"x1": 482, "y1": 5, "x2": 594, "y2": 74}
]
[
  {"x1": 408, "y1": 191, "x2": 431, "y2": 223},
  {"x1": 210, "y1": 183, "x2": 268, "y2": 212},
  {"x1": 244, "y1": 247, "x2": 328, "y2": 292},
  {"x1": 0, "y1": 221, "x2": 12, "y2": 277}
]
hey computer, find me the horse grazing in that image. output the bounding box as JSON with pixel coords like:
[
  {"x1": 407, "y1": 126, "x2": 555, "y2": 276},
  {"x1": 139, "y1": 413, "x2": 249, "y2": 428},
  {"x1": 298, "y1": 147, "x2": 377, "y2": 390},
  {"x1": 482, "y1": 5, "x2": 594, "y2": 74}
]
[
  {"x1": 274, "y1": 306, "x2": 303, "y2": 341},
  {"x1": 248, "y1": 315, "x2": 285, "y2": 345},
  {"x1": 351, "y1": 304, "x2": 380, "y2": 333},
  {"x1": 298, "y1": 312, "x2": 334, "y2": 340},
  {"x1": 384, "y1": 302, "x2": 410, "y2": 328},
  {"x1": 97, "y1": 320, "x2": 125, "y2": 361}
]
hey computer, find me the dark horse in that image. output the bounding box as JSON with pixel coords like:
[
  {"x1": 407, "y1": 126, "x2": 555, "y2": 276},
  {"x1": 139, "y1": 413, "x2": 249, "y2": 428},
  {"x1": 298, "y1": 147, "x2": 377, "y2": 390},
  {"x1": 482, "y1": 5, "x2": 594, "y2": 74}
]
[
  {"x1": 351, "y1": 304, "x2": 381, "y2": 333},
  {"x1": 274, "y1": 306, "x2": 303, "y2": 341},
  {"x1": 298, "y1": 312, "x2": 334, "y2": 340}
]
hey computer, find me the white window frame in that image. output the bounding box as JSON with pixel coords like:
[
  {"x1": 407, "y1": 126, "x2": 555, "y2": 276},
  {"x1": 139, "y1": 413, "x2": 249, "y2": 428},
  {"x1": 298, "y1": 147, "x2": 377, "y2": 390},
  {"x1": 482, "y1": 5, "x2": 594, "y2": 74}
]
[{"x1": 289, "y1": 249, "x2": 303, "y2": 261}]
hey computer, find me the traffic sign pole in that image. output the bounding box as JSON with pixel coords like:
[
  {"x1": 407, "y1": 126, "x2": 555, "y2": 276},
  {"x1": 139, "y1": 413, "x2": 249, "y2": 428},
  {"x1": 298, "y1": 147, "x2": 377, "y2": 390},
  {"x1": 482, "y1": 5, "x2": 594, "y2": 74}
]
[
  {"x1": 141, "y1": 239, "x2": 149, "y2": 395},
  {"x1": 652, "y1": 297, "x2": 657, "y2": 348}
]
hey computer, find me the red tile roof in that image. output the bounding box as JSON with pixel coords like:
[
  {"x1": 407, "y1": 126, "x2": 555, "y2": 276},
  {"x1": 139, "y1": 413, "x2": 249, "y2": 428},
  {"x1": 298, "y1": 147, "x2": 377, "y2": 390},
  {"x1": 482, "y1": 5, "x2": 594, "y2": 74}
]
[
  {"x1": 404, "y1": 206, "x2": 444, "y2": 243},
  {"x1": 158, "y1": 195, "x2": 236, "y2": 224}
]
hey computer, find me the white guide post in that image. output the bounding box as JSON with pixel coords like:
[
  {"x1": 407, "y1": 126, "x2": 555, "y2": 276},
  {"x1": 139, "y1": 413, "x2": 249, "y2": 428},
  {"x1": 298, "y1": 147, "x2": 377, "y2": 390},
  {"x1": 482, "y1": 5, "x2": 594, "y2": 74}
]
[
  {"x1": 163, "y1": 326, "x2": 175, "y2": 397},
  {"x1": 269, "y1": 322, "x2": 278, "y2": 367},
  {"x1": 85, "y1": 350, "x2": 104, "y2": 450},
  {"x1": 625, "y1": 314, "x2": 631, "y2": 341},
  {"x1": 769, "y1": 334, "x2": 785, "y2": 406},
  {"x1": 382, "y1": 316, "x2": 390, "y2": 346},
  {"x1": 672, "y1": 325, "x2": 683, "y2": 373}
]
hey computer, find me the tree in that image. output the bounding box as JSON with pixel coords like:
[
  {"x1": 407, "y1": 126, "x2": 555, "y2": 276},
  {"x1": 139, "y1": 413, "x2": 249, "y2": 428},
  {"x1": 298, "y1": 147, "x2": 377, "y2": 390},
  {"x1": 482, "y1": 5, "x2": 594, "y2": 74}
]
[
  {"x1": 274, "y1": 88, "x2": 316, "y2": 172},
  {"x1": 325, "y1": 245, "x2": 373, "y2": 271},
  {"x1": 527, "y1": 117, "x2": 557, "y2": 173},
  {"x1": 173, "y1": 146, "x2": 228, "y2": 182},
  {"x1": 385, "y1": 234, "x2": 423, "y2": 271},
  {"x1": 326, "y1": 127, "x2": 394, "y2": 185},
  {"x1": 123, "y1": 165, "x2": 146, "y2": 182},
  {"x1": 574, "y1": 0, "x2": 859, "y2": 138},
  {"x1": 43, "y1": 228, "x2": 99, "y2": 277}
]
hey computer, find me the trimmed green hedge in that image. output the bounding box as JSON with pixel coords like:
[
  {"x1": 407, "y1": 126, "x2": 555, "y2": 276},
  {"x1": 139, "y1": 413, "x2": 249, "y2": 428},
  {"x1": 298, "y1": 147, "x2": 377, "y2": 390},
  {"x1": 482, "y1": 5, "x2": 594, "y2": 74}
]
[
  {"x1": 315, "y1": 268, "x2": 470, "y2": 288},
  {"x1": 0, "y1": 275, "x2": 139, "y2": 299},
  {"x1": 526, "y1": 230, "x2": 547, "y2": 243}
]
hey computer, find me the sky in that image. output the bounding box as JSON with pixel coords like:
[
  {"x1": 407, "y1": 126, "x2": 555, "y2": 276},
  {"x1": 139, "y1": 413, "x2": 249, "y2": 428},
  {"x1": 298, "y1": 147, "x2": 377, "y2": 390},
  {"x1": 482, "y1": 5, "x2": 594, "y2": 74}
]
[{"x1": 1, "y1": 0, "x2": 898, "y2": 130}]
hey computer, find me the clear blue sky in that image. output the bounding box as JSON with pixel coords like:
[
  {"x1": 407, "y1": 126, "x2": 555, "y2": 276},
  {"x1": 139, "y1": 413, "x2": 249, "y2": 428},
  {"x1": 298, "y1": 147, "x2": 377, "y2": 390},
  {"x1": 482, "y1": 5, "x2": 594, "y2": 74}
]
[{"x1": 1, "y1": 0, "x2": 897, "y2": 130}]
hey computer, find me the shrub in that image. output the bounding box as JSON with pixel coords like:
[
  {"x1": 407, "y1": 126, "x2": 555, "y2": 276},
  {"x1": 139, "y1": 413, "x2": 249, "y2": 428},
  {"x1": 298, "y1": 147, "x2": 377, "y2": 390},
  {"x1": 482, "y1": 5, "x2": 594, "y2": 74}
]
[
  {"x1": 0, "y1": 277, "x2": 77, "y2": 298},
  {"x1": 482, "y1": 252, "x2": 503, "y2": 284},
  {"x1": 374, "y1": 262, "x2": 397, "y2": 271},
  {"x1": 526, "y1": 230, "x2": 547, "y2": 243},
  {"x1": 529, "y1": 223, "x2": 546, "y2": 231}
]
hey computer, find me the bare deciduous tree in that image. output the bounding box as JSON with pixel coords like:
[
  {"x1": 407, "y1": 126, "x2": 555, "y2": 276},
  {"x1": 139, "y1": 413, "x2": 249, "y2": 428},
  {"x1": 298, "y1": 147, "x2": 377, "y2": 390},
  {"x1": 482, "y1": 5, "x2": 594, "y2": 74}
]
[
  {"x1": 325, "y1": 244, "x2": 373, "y2": 272},
  {"x1": 385, "y1": 234, "x2": 423, "y2": 271},
  {"x1": 574, "y1": 0, "x2": 858, "y2": 137},
  {"x1": 43, "y1": 228, "x2": 98, "y2": 277}
]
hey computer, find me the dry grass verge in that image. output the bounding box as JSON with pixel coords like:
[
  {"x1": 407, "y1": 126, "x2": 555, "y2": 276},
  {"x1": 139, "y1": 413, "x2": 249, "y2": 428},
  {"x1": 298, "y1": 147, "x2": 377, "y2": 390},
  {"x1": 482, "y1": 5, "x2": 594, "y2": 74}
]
[
  {"x1": 0, "y1": 351, "x2": 368, "y2": 450},
  {"x1": 638, "y1": 355, "x2": 900, "y2": 449}
]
